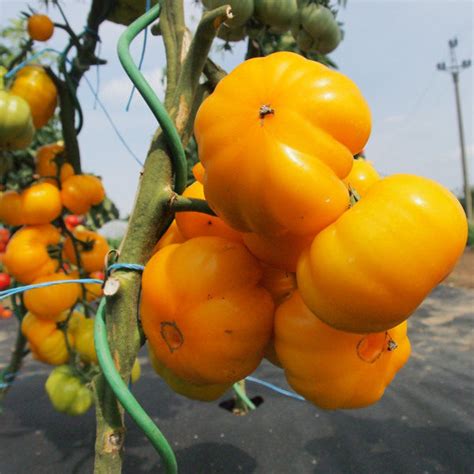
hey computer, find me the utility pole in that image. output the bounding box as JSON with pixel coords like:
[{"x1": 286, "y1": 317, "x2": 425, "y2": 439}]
[{"x1": 437, "y1": 38, "x2": 472, "y2": 221}]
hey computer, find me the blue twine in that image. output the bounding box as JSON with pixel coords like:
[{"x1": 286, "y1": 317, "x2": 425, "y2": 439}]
[
  {"x1": 125, "y1": 0, "x2": 151, "y2": 112},
  {"x1": 4, "y1": 47, "x2": 144, "y2": 168},
  {"x1": 0, "y1": 279, "x2": 103, "y2": 301},
  {"x1": 245, "y1": 376, "x2": 306, "y2": 402},
  {"x1": 108, "y1": 263, "x2": 144, "y2": 274}
]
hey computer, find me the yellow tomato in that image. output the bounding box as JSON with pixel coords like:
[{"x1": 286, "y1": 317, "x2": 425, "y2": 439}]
[
  {"x1": 175, "y1": 181, "x2": 242, "y2": 242},
  {"x1": 194, "y1": 52, "x2": 370, "y2": 237},
  {"x1": 23, "y1": 272, "x2": 80, "y2": 320},
  {"x1": 3, "y1": 224, "x2": 61, "y2": 283},
  {"x1": 36, "y1": 142, "x2": 74, "y2": 184},
  {"x1": 63, "y1": 228, "x2": 109, "y2": 273},
  {"x1": 141, "y1": 237, "x2": 274, "y2": 386},
  {"x1": 297, "y1": 174, "x2": 468, "y2": 333},
  {"x1": 0, "y1": 190, "x2": 24, "y2": 226},
  {"x1": 61, "y1": 175, "x2": 105, "y2": 215},
  {"x1": 152, "y1": 220, "x2": 185, "y2": 255},
  {"x1": 275, "y1": 291, "x2": 411, "y2": 409},
  {"x1": 343, "y1": 158, "x2": 380, "y2": 197},
  {"x1": 21, "y1": 182, "x2": 62, "y2": 225}
]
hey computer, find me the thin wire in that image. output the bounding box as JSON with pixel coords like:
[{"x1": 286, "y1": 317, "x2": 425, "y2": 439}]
[
  {"x1": 246, "y1": 376, "x2": 306, "y2": 402},
  {"x1": 94, "y1": 40, "x2": 102, "y2": 110},
  {"x1": 125, "y1": 0, "x2": 151, "y2": 111}
]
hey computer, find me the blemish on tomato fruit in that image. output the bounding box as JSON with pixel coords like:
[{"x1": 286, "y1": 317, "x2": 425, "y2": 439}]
[
  {"x1": 356, "y1": 332, "x2": 394, "y2": 363},
  {"x1": 224, "y1": 329, "x2": 233, "y2": 334},
  {"x1": 160, "y1": 321, "x2": 184, "y2": 353}
]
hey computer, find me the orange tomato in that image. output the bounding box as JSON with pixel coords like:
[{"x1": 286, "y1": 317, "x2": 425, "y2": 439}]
[
  {"x1": 343, "y1": 158, "x2": 380, "y2": 197},
  {"x1": 27, "y1": 14, "x2": 54, "y2": 41},
  {"x1": 21, "y1": 182, "x2": 62, "y2": 225},
  {"x1": 141, "y1": 237, "x2": 274, "y2": 385},
  {"x1": 0, "y1": 190, "x2": 24, "y2": 226},
  {"x1": 3, "y1": 224, "x2": 60, "y2": 284},
  {"x1": 23, "y1": 272, "x2": 80, "y2": 320},
  {"x1": 195, "y1": 51, "x2": 370, "y2": 237},
  {"x1": 275, "y1": 291, "x2": 411, "y2": 409},
  {"x1": 21, "y1": 311, "x2": 84, "y2": 365},
  {"x1": 10, "y1": 66, "x2": 57, "y2": 129},
  {"x1": 297, "y1": 174, "x2": 468, "y2": 333},
  {"x1": 152, "y1": 220, "x2": 185, "y2": 254},
  {"x1": 175, "y1": 181, "x2": 242, "y2": 242},
  {"x1": 242, "y1": 231, "x2": 313, "y2": 273},
  {"x1": 84, "y1": 271, "x2": 103, "y2": 302},
  {"x1": 192, "y1": 162, "x2": 205, "y2": 183},
  {"x1": 61, "y1": 175, "x2": 105, "y2": 215},
  {"x1": 36, "y1": 142, "x2": 74, "y2": 184},
  {"x1": 71, "y1": 317, "x2": 97, "y2": 364},
  {"x1": 63, "y1": 228, "x2": 109, "y2": 273},
  {"x1": 148, "y1": 346, "x2": 231, "y2": 401}
]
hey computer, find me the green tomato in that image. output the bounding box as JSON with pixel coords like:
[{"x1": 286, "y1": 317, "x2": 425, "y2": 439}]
[
  {"x1": 45, "y1": 365, "x2": 93, "y2": 416},
  {"x1": 254, "y1": 0, "x2": 298, "y2": 34},
  {"x1": 0, "y1": 90, "x2": 35, "y2": 151}
]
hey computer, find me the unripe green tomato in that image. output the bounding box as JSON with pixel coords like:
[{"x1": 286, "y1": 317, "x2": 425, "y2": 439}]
[
  {"x1": 254, "y1": 0, "x2": 298, "y2": 34},
  {"x1": 217, "y1": 24, "x2": 247, "y2": 42},
  {"x1": 291, "y1": 3, "x2": 341, "y2": 54},
  {"x1": 202, "y1": 0, "x2": 254, "y2": 27},
  {"x1": 45, "y1": 365, "x2": 93, "y2": 416},
  {"x1": 0, "y1": 90, "x2": 35, "y2": 150}
]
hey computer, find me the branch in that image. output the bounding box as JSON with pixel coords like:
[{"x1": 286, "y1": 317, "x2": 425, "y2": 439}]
[{"x1": 203, "y1": 58, "x2": 227, "y2": 90}]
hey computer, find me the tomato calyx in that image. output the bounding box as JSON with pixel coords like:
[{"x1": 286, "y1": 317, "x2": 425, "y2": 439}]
[
  {"x1": 160, "y1": 321, "x2": 184, "y2": 353},
  {"x1": 259, "y1": 104, "x2": 275, "y2": 120}
]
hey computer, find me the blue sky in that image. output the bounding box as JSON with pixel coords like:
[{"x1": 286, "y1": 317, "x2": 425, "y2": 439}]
[{"x1": 1, "y1": 0, "x2": 472, "y2": 215}]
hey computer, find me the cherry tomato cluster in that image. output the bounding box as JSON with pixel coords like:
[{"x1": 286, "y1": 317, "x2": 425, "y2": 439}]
[{"x1": 142, "y1": 52, "x2": 467, "y2": 409}]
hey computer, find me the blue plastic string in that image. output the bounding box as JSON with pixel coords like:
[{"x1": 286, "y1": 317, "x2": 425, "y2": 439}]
[
  {"x1": 125, "y1": 0, "x2": 151, "y2": 111},
  {"x1": 4, "y1": 48, "x2": 62, "y2": 79},
  {"x1": 108, "y1": 263, "x2": 145, "y2": 274},
  {"x1": 245, "y1": 376, "x2": 306, "y2": 401}
]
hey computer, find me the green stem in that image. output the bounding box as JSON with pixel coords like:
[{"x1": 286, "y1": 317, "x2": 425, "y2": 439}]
[
  {"x1": 170, "y1": 194, "x2": 216, "y2": 216},
  {"x1": 233, "y1": 380, "x2": 256, "y2": 414}
]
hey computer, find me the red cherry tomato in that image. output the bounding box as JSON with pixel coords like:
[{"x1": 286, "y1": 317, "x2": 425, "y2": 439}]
[
  {"x1": 65, "y1": 215, "x2": 84, "y2": 230},
  {"x1": 0, "y1": 272, "x2": 11, "y2": 291}
]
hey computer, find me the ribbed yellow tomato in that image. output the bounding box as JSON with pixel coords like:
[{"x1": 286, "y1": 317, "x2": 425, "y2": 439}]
[
  {"x1": 21, "y1": 311, "x2": 84, "y2": 365},
  {"x1": 63, "y1": 228, "x2": 109, "y2": 273},
  {"x1": 152, "y1": 221, "x2": 185, "y2": 255},
  {"x1": 0, "y1": 190, "x2": 24, "y2": 226},
  {"x1": 141, "y1": 237, "x2": 274, "y2": 386},
  {"x1": 61, "y1": 175, "x2": 105, "y2": 215},
  {"x1": 275, "y1": 292, "x2": 411, "y2": 409},
  {"x1": 3, "y1": 224, "x2": 60, "y2": 283},
  {"x1": 297, "y1": 174, "x2": 468, "y2": 333},
  {"x1": 175, "y1": 181, "x2": 242, "y2": 242},
  {"x1": 148, "y1": 346, "x2": 230, "y2": 401},
  {"x1": 23, "y1": 272, "x2": 80, "y2": 320},
  {"x1": 21, "y1": 182, "x2": 62, "y2": 225},
  {"x1": 36, "y1": 142, "x2": 74, "y2": 184},
  {"x1": 10, "y1": 66, "x2": 57, "y2": 129},
  {"x1": 195, "y1": 52, "x2": 370, "y2": 237},
  {"x1": 343, "y1": 158, "x2": 380, "y2": 197}
]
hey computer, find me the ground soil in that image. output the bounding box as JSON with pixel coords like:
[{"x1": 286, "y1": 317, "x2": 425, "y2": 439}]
[{"x1": 444, "y1": 247, "x2": 474, "y2": 289}]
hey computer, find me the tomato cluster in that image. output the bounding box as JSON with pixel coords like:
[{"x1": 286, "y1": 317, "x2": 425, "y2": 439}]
[{"x1": 142, "y1": 52, "x2": 467, "y2": 409}]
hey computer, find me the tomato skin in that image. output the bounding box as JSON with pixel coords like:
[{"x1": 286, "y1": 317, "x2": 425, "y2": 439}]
[
  {"x1": 152, "y1": 220, "x2": 185, "y2": 255},
  {"x1": 27, "y1": 14, "x2": 54, "y2": 41},
  {"x1": 0, "y1": 272, "x2": 10, "y2": 291},
  {"x1": 23, "y1": 272, "x2": 80, "y2": 320},
  {"x1": 242, "y1": 231, "x2": 313, "y2": 273},
  {"x1": 192, "y1": 162, "x2": 205, "y2": 183},
  {"x1": 3, "y1": 224, "x2": 61, "y2": 284},
  {"x1": 71, "y1": 318, "x2": 97, "y2": 364},
  {"x1": 148, "y1": 346, "x2": 230, "y2": 401},
  {"x1": 195, "y1": 52, "x2": 370, "y2": 237},
  {"x1": 141, "y1": 237, "x2": 274, "y2": 386},
  {"x1": 21, "y1": 182, "x2": 63, "y2": 225},
  {"x1": 175, "y1": 181, "x2": 242, "y2": 242},
  {"x1": 45, "y1": 365, "x2": 93, "y2": 416},
  {"x1": 10, "y1": 66, "x2": 57, "y2": 129},
  {"x1": 0, "y1": 190, "x2": 25, "y2": 226},
  {"x1": 275, "y1": 291, "x2": 411, "y2": 409},
  {"x1": 36, "y1": 142, "x2": 74, "y2": 184},
  {"x1": 297, "y1": 174, "x2": 468, "y2": 333},
  {"x1": 63, "y1": 228, "x2": 109, "y2": 273},
  {"x1": 61, "y1": 175, "x2": 105, "y2": 215},
  {"x1": 343, "y1": 159, "x2": 380, "y2": 197}
]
